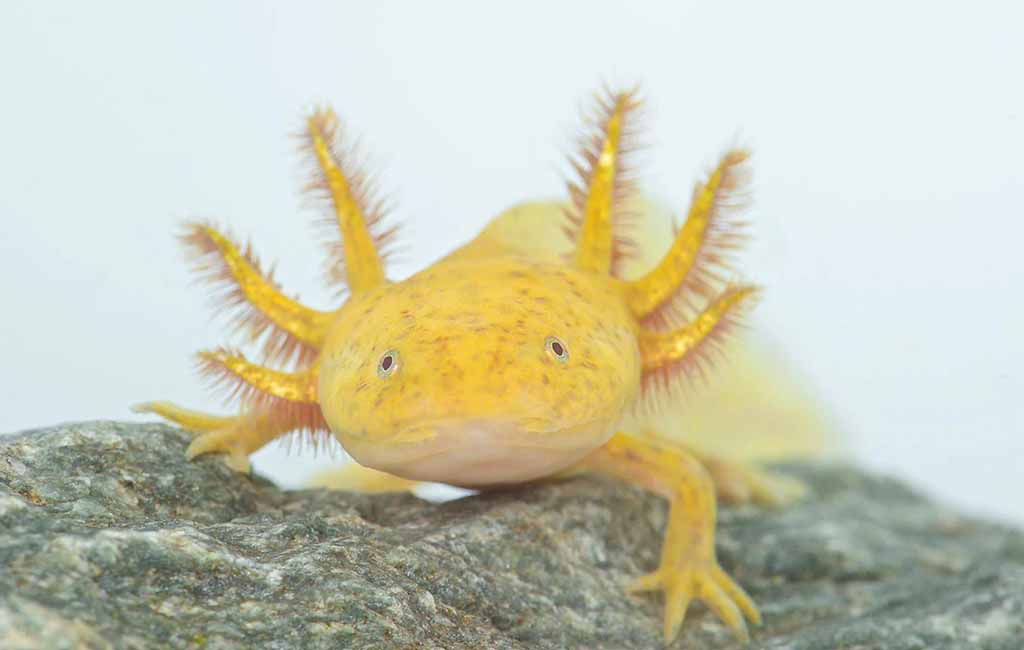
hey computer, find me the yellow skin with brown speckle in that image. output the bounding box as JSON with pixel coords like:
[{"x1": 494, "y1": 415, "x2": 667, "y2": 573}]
[
  {"x1": 320, "y1": 255, "x2": 641, "y2": 485},
  {"x1": 136, "y1": 89, "x2": 808, "y2": 644}
]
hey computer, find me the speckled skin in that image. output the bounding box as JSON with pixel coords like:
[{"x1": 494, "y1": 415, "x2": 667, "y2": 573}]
[{"x1": 318, "y1": 255, "x2": 641, "y2": 486}]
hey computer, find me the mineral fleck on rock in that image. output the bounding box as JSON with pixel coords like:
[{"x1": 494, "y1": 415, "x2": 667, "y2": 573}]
[{"x1": 1, "y1": 421, "x2": 1022, "y2": 649}]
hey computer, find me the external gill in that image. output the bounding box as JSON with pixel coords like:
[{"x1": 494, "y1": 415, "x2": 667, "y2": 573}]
[
  {"x1": 181, "y1": 222, "x2": 332, "y2": 366},
  {"x1": 568, "y1": 88, "x2": 641, "y2": 276},
  {"x1": 637, "y1": 285, "x2": 760, "y2": 402},
  {"x1": 303, "y1": 107, "x2": 395, "y2": 295},
  {"x1": 197, "y1": 348, "x2": 320, "y2": 404},
  {"x1": 625, "y1": 149, "x2": 751, "y2": 328}
]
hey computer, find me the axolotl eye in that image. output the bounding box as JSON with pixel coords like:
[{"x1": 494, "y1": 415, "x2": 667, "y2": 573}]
[
  {"x1": 377, "y1": 349, "x2": 400, "y2": 378},
  {"x1": 545, "y1": 336, "x2": 569, "y2": 363}
]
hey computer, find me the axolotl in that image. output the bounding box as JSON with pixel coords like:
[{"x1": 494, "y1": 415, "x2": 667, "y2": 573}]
[{"x1": 135, "y1": 88, "x2": 804, "y2": 644}]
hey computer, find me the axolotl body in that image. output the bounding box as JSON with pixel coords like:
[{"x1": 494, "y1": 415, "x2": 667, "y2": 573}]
[{"x1": 137, "y1": 89, "x2": 803, "y2": 644}]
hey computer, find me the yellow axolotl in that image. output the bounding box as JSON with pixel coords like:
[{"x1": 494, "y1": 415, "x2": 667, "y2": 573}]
[{"x1": 135, "y1": 88, "x2": 816, "y2": 644}]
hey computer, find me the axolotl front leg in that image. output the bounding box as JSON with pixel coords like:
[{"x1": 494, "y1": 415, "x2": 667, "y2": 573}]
[
  {"x1": 132, "y1": 401, "x2": 288, "y2": 473},
  {"x1": 566, "y1": 432, "x2": 761, "y2": 644}
]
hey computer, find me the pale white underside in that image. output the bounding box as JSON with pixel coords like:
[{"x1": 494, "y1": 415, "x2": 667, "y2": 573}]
[{"x1": 338, "y1": 419, "x2": 612, "y2": 488}]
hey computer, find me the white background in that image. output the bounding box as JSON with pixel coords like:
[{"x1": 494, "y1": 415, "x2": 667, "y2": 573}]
[{"x1": 2, "y1": 2, "x2": 1021, "y2": 523}]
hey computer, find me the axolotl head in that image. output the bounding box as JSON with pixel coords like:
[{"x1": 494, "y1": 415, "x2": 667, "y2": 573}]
[{"x1": 317, "y1": 257, "x2": 641, "y2": 487}]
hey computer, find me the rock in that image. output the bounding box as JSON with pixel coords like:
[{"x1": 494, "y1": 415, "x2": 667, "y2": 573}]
[{"x1": 1, "y1": 421, "x2": 1022, "y2": 650}]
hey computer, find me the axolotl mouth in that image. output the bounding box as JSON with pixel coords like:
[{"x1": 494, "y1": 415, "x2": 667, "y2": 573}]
[{"x1": 337, "y1": 418, "x2": 614, "y2": 488}]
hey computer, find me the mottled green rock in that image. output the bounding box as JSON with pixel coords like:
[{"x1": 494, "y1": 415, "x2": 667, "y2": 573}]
[{"x1": 1, "y1": 421, "x2": 1021, "y2": 649}]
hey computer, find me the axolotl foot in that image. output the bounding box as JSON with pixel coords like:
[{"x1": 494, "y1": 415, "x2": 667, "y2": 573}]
[
  {"x1": 132, "y1": 401, "x2": 286, "y2": 473},
  {"x1": 628, "y1": 558, "x2": 760, "y2": 644},
  {"x1": 700, "y1": 455, "x2": 808, "y2": 508},
  {"x1": 571, "y1": 432, "x2": 763, "y2": 645}
]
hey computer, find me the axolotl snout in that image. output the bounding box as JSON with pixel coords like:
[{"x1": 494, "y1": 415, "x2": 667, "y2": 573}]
[{"x1": 136, "y1": 89, "x2": 806, "y2": 645}]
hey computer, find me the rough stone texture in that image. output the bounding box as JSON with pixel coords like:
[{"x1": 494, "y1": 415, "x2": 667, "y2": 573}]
[{"x1": 1, "y1": 421, "x2": 1022, "y2": 650}]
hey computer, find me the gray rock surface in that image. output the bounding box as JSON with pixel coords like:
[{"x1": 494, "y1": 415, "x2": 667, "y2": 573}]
[{"x1": 1, "y1": 421, "x2": 1022, "y2": 649}]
